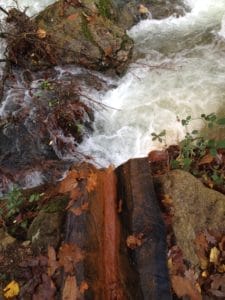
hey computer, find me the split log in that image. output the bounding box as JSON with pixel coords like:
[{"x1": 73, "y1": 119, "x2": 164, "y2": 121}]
[{"x1": 63, "y1": 159, "x2": 172, "y2": 299}]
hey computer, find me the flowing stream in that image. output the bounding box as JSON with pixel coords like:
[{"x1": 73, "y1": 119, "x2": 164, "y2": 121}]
[
  {"x1": 1, "y1": 0, "x2": 225, "y2": 170},
  {"x1": 78, "y1": 0, "x2": 225, "y2": 166}
]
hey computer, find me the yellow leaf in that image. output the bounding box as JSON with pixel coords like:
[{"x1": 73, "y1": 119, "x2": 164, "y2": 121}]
[
  {"x1": 3, "y1": 280, "x2": 20, "y2": 299},
  {"x1": 209, "y1": 247, "x2": 220, "y2": 265},
  {"x1": 217, "y1": 264, "x2": 225, "y2": 273}
]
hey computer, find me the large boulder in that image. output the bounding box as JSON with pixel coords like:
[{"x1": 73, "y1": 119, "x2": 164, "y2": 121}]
[
  {"x1": 154, "y1": 170, "x2": 225, "y2": 266},
  {"x1": 34, "y1": 0, "x2": 133, "y2": 74}
]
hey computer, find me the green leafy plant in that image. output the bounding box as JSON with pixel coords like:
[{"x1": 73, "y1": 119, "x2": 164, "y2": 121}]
[
  {"x1": 3, "y1": 186, "x2": 24, "y2": 218},
  {"x1": 151, "y1": 113, "x2": 225, "y2": 186},
  {"x1": 40, "y1": 80, "x2": 53, "y2": 90},
  {"x1": 151, "y1": 130, "x2": 166, "y2": 143}
]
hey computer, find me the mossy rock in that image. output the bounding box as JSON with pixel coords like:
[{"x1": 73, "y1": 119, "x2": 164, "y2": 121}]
[{"x1": 34, "y1": 0, "x2": 133, "y2": 73}]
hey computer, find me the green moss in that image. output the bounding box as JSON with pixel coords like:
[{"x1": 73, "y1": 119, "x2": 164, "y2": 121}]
[
  {"x1": 97, "y1": 0, "x2": 111, "y2": 19},
  {"x1": 42, "y1": 196, "x2": 69, "y2": 213},
  {"x1": 81, "y1": 16, "x2": 94, "y2": 42}
]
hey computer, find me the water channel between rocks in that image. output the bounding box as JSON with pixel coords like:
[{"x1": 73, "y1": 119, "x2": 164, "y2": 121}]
[{"x1": 1, "y1": 0, "x2": 225, "y2": 173}]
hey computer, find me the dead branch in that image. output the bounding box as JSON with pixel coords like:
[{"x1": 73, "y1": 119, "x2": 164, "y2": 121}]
[{"x1": 0, "y1": 6, "x2": 9, "y2": 16}]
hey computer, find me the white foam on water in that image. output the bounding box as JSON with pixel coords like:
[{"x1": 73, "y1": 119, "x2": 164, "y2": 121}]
[{"x1": 78, "y1": 0, "x2": 225, "y2": 166}]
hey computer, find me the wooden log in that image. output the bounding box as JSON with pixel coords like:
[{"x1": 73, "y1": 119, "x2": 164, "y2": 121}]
[
  {"x1": 63, "y1": 159, "x2": 172, "y2": 299},
  {"x1": 116, "y1": 158, "x2": 172, "y2": 300}
]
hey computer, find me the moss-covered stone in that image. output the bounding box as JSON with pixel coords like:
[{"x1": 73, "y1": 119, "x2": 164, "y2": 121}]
[{"x1": 34, "y1": 0, "x2": 133, "y2": 74}]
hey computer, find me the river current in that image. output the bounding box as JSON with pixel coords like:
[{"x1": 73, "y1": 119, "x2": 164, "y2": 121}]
[{"x1": 1, "y1": 0, "x2": 225, "y2": 168}]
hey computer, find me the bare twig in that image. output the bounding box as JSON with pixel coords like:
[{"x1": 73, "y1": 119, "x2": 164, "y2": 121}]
[{"x1": 0, "y1": 6, "x2": 9, "y2": 16}]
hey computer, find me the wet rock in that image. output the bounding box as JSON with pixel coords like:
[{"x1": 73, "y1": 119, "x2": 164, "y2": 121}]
[
  {"x1": 33, "y1": 0, "x2": 133, "y2": 74},
  {"x1": 154, "y1": 170, "x2": 225, "y2": 266},
  {"x1": 27, "y1": 211, "x2": 64, "y2": 252},
  {"x1": 113, "y1": 0, "x2": 188, "y2": 30}
]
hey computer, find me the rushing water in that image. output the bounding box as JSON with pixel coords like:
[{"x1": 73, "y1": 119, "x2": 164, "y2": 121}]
[
  {"x1": 1, "y1": 0, "x2": 225, "y2": 170},
  {"x1": 79, "y1": 0, "x2": 225, "y2": 166}
]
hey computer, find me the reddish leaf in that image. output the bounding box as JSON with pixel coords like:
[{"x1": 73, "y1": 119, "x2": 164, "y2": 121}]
[
  {"x1": 79, "y1": 281, "x2": 89, "y2": 294},
  {"x1": 171, "y1": 275, "x2": 202, "y2": 300},
  {"x1": 86, "y1": 172, "x2": 97, "y2": 192},
  {"x1": 58, "y1": 244, "x2": 84, "y2": 273},
  {"x1": 198, "y1": 154, "x2": 214, "y2": 165},
  {"x1": 48, "y1": 246, "x2": 59, "y2": 276},
  {"x1": 67, "y1": 13, "x2": 79, "y2": 21},
  {"x1": 62, "y1": 275, "x2": 78, "y2": 300},
  {"x1": 59, "y1": 171, "x2": 79, "y2": 195}
]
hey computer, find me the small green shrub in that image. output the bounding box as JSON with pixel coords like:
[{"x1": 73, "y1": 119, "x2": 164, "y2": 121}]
[{"x1": 151, "y1": 113, "x2": 225, "y2": 186}]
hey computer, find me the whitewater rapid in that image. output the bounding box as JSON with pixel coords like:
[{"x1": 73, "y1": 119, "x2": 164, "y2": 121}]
[
  {"x1": 1, "y1": 0, "x2": 225, "y2": 168},
  {"x1": 78, "y1": 0, "x2": 225, "y2": 166}
]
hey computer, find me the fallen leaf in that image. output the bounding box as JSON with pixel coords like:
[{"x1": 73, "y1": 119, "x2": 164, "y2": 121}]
[
  {"x1": 48, "y1": 246, "x2": 59, "y2": 276},
  {"x1": 126, "y1": 233, "x2": 144, "y2": 249},
  {"x1": 210, "y1": 274, "x2": 225, "y2": 297},
  {"x1": 33, "y1": 274, "x2": 56, "y2": 300},
  {"x1": 58, "y1": 244, "x2": 84, "y2": 273},
  {"x1": 63, "y1": 275, "x2": 78, "y2": 300},
  {"x1": 59, "y1": 171, "x2": 79, "y2": 194},
  {"x1": 3, "y1": 280, "x2": 20, "y2": 299},
  {"x1": 37, "y1": 28, "x2": 47, "y2": 39},
  {"x1": 219, "y1": 235, "x2": 225, "y2": 252},
  {"x1": 204, "y1": 230, "x2": 217, "y2": 245},
  {"x1": 67, "y1": 13, "x2": 79, "y2": 21},
  {"x1": 79, "y1": 281, "x2": 89, "y2": 294},
  {"x1": 168, "y1": 245, "x2": 185, "y2": 275},
  {"x1": 171, "y1": 275, "x2": 202, "y2": 300},
  {"x1": 70, "y1": 202, "x2": 89, "y2": 216},
  {"x1": 198, "y1": 154, "x2": 214, "y2": 165},
  {"x1": 194, "y1": 233, "x2": 209, "y2": 270},
  {"x1": 86, "y1": 172, "x2": 97, "y2": 192},
  {"x1": 209, "y1": 247, "x2": 220, "y2": 265}
]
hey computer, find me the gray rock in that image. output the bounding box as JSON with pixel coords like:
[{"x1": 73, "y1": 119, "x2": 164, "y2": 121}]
[{"x1": 154, "y1": 170, "x2": 225, "y2": 266}]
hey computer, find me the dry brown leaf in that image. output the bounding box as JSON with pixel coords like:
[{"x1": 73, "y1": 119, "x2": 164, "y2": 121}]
[
  {"x1": 33, "y1": 274, "x2": 56, "y2": 300},
  {"x1": 79, "y1": 281, "x2": 89, "y2": 294},
  {"x1": 67, "y1": 13, "x2": 79, "y2": 21},
  {"x1": 171, "y1": 275, "x2": 202, "y2": 300},
  {"x1": 194, "y1": 233, "x2": 209, "y2": 270},
  {"x1": 58, "y1": 244, "x2": 84, "y2": 273},
  {"x1": 210, "y1": 274, "x2": 225, "y2": 297},
  {"x1": 70, "y1": 202, "x2": 89, "y2": 216},
  {"x1": 219, "y1": 235, "x2": 225, "y2": 252},
  {"x1": 198, "y1": 154, "x2": 214, "y2": 165},
  {"x1": 59, "y1": 171, "x2": 79, "y2": 194},
  {"x1": 126, "y1": 233, "x2": 144, "y2": 249},
  {"x1": 48, "y1": 246, "x2": 59, "y2": 276},
  {"x1": 63, "y1": 275, "x2": 78, "y2": 300},
  {"x1": 168, "y1": 245, "x2": 185, "y2": 275},
  {"x1": 86, "y1": 172, "x2": 97, "y2": 193},
  {"x1": 204, "y1": 230, "x2": 217, "y2": 245},
  {"x1": 37, "y1": 28, "x2": 47, "y2": 39}
]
